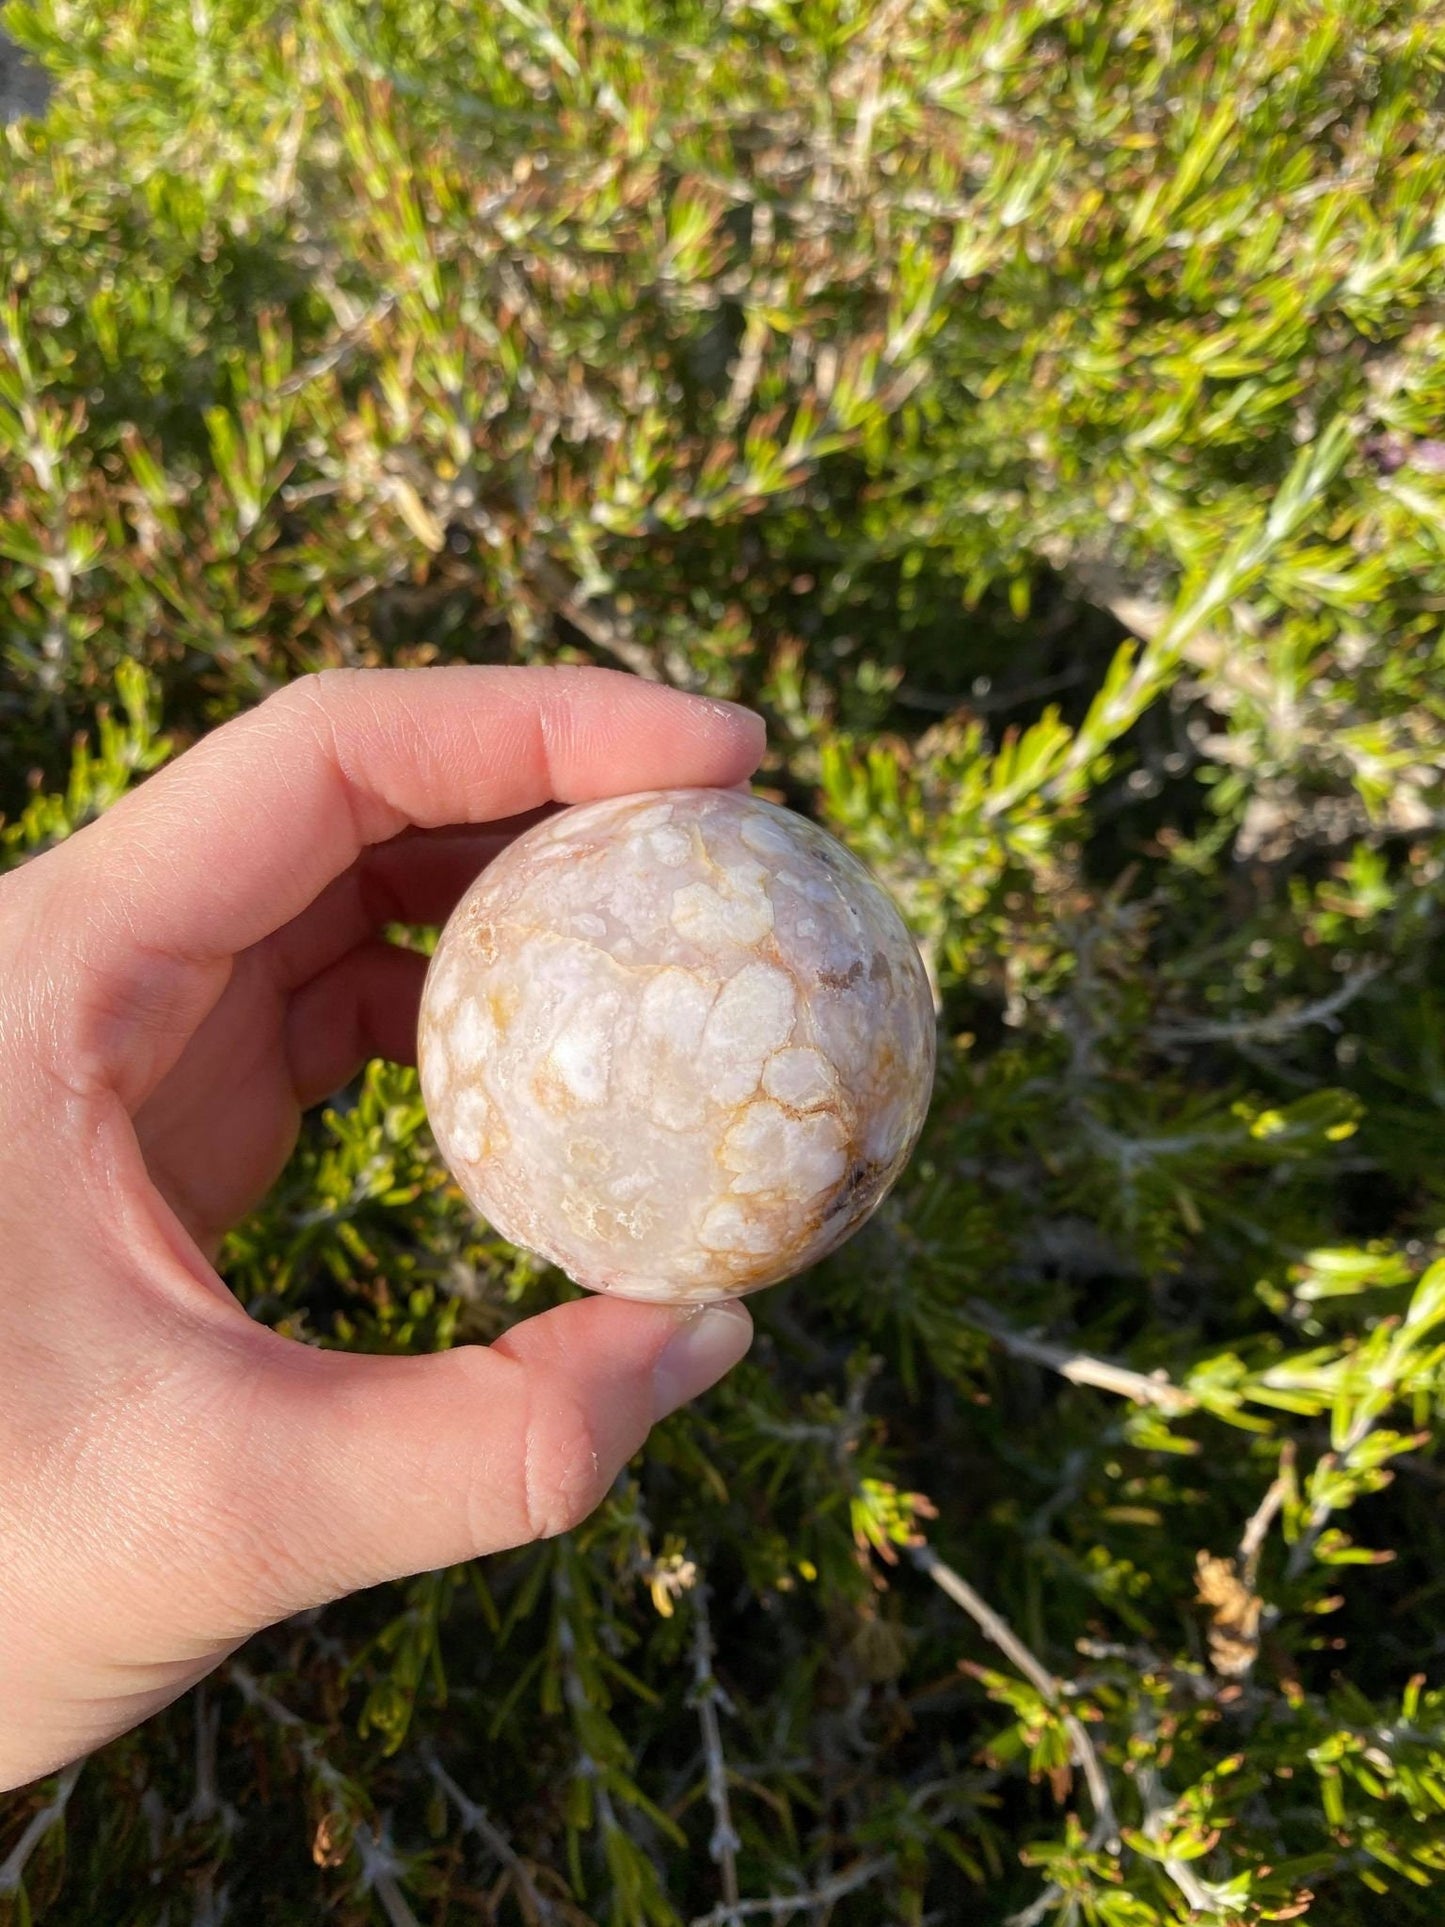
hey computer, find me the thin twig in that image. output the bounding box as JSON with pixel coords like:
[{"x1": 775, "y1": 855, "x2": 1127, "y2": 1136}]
[
  {"x1": 1061, "y1": 562, "x2": 1275, "y2": 709},
  {"x1": 551, "y1": 1554, "x2": 628, "y2": 1854},
  {"x1": 896, "y1": 662, "x2": 1089, "y2": 715},
  {"x1": 231, "y1": 1662, "x2": 415, "y2": 1917},
  {"x1": 276, "y1": 292, "x2": 399, "y2": 396},
  {"x1": 187, "y1": 1685, "x2": 231, "y2": 1926},
  {"x1": 191, "y1": 1685, "x2": 221, "y2": 1824},
  {"x1": 911, "y1": 1545, "x2": 1120, "y2": 1851},
  {"x1": 689, "y1": 1855, "x2": 894, "y2": 1925},
  {"x1": 1152, "y1": 963, "x2": 1384, "y2": 1047},
  {"x1": 690, "y1": 1579, "x2": 742, "y2": 1919},
  {"x1": 719, "y1": 303, "x2": 770, "y2": 430},
  {"x1": 425, "y1": 1751, "x2": 557, "y2": 1926},
  {"x1": 1238, "y1": 1454, "x2": 1292, "y2": 1587},
  {"x1": 1286, "y1": 1408, "x2": 1377, "y2": 1583},
  {"x1": 1133, "y1": 1763, "x2": 1220, "y2": 1913},
  {"x1": 527, "y1": 551, "x2": 663, "y2": 680},
  {"x1": 1131, "y1": 1707, "x2": 1234, "y2": 1917},
  {"x1": 838, "y1": 0, "x2": 915, "y2": 188},
  {"x1": 0, "y1": 1758, "x2": 84, "y2": 1895},
  {"x1": 355, "y1": 1824, "x2": 424, "y2": 1927},
  {"x1": 966, "y1": 1300, "x2": 1197, "y2": 1415},
  {"x1": 1007, "y1": 1881, "x2": 1070, "y2": 1927}
]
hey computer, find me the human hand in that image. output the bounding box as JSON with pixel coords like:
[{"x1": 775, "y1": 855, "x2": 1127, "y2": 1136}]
[{"x1": 0, "y1": 665, "x2": 761, "y2": 1791}]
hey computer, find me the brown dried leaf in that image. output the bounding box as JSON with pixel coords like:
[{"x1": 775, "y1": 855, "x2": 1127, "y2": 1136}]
[
  {"x1": 1195, "y1": 1550, "x2": 1264, "y2": 1678},
  {"x1": 311, "y1": 1810, "x2": 350, "y2": 1869}
]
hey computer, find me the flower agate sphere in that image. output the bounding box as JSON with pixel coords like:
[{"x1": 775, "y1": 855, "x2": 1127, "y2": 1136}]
[{"x1": 417, "y1": 788, "x2": 935, "y2": 1304}]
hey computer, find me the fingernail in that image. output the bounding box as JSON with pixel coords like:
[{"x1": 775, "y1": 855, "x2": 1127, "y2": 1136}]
[
  {"x1": 703, "y1": 696, "x2": 767, "y2": 736},
  {"x1": 651, "y1": 1302, "x2": 754, "y2": 1421}
]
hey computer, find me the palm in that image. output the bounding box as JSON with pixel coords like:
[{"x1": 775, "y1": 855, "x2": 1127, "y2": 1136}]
[
  {"x1": 129, "y1": 826, "x2": 496, "y2": 1257},
  {"x1": 133, "y1": 949, "x2": 310, "y2": 1254}
]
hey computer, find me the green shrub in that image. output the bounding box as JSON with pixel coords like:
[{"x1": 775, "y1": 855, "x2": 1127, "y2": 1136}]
[{"x1": 3, "y1": 1, "x2": 1445, "y2": 1920}]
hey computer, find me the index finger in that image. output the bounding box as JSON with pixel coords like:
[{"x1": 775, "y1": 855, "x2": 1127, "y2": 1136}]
[{"x1": 15, "y1": 665, "x2": 765, "y2": 1104}]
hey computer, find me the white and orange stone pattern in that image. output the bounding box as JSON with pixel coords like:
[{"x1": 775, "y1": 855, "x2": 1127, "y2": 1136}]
[{"x1": 416, "y1": 787, "x2": 936, "y2": 1304}]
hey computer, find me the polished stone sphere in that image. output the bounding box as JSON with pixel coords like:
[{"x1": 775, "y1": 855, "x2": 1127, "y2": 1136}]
[{"x1": 417, "y1": 788, "x2": 935, "y2": 1303}]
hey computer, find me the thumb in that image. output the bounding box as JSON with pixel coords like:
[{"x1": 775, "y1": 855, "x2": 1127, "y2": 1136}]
[{"x1": 207, "y1": 1296, "x2": 753, "y2": 1626}]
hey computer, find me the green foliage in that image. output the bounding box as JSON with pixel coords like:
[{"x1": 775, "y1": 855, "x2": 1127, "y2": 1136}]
[{"x1": 3, "y1": 1, "x2": 1445, "y2": 1921}]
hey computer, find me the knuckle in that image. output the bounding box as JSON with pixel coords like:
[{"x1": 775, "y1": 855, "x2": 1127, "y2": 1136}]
[
  {"x1": 516, "y1": 1375, "x2": 607, "y2": 1544},
  {"x1": 258, "y1": 667, "x2": 362, "y2": 743},
  {"x1": 269, "y1": 665, "x2": 355, "y2": 709}
]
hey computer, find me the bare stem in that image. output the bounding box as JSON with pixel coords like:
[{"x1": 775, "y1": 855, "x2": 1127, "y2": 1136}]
[
  {"x1": 1287, "y1": 1410, "x2": 1377, "y2": 1583},
  {"x1": 689, "y1": 1854, "x2": 894, "y2": 1925},
  {"x1": 231, "y1": 1662, "x2": 417, "y2": 1919},
  {"x1": 528, "y1": 551, "x2": 663, "y2": 681},
  {"x1": 1239, "y1": 1452, "x2": 1293, "y2": 1586},
  {"x1": 911, "y1": 1545, "x2": 1119, "y2": 1851},
  {"x1": 0, "y1": 1759, "x2": 84, "y2": 1896},
  {"x1": 191, "y1": 1685, "x2": 221, "y2": 1824},
  {"x1": 355, "y1": 1825, "x2": 424, "y2": 1927},
  {"x1": 1007, "y1": 1882, "x2": 1070, "y2": 1927},
  {"x1": 966, "y1": 1300, "x2": 1197, "y2": 1415},
  {"x1": 425, "y1": 1751, "x2": 557, "y2": 1926},
  {"x1": 690, "y1": 1579, "x2": 742, "y2": 1918},
  {"x1": 1132, "y1": 1759, "x2": 1221, "y2": 1915},
  {"x1": 1152, "y1": 963, "x2": 1384, "y2": 1047},
  {"x1": 276, "y1": 291, "x2": 400, "y2": 396},
  {"x1": 1131, "y1": 1706, "x2": 1236, "y2": 1918}
]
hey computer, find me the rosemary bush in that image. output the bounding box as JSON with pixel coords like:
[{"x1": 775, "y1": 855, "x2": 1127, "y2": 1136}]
[{"x1": 3, "y1": 2, "x2": 1445, "y2": 1921}]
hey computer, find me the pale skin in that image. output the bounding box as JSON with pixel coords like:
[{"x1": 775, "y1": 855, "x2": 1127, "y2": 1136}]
[{"x1": 0, "y1": 665, "x2": 760, "y2": 1792}]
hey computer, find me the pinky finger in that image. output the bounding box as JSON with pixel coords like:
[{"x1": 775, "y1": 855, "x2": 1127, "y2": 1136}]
[{"x1": 284, "y1": 939, "x2": 429, "y2": 1110}]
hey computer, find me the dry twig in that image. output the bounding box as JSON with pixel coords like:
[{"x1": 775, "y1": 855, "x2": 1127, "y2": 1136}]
[
  {"x1": 1152, "y1": 964, "x2": 1384, "y2": 1048},
  {"x1": 966, "y1": 1300, "x2": 1197, "y2": 1415},
  {"x1": 426, "y1": 1751, "x2": 557, "y2": 1926},
  {"x1": 690, "y1": 1578, "x2": 742, "y2": 1921},
  {"x1": 0, "y1": 1758, "x2": 83, "y2": 1896},
  {"x1": 912, "y1": 1545, "x2": 1119, "y2": 1850},
  {"x1": 689, "y1": 1855, "x2": 894, "y2": 1925}
]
